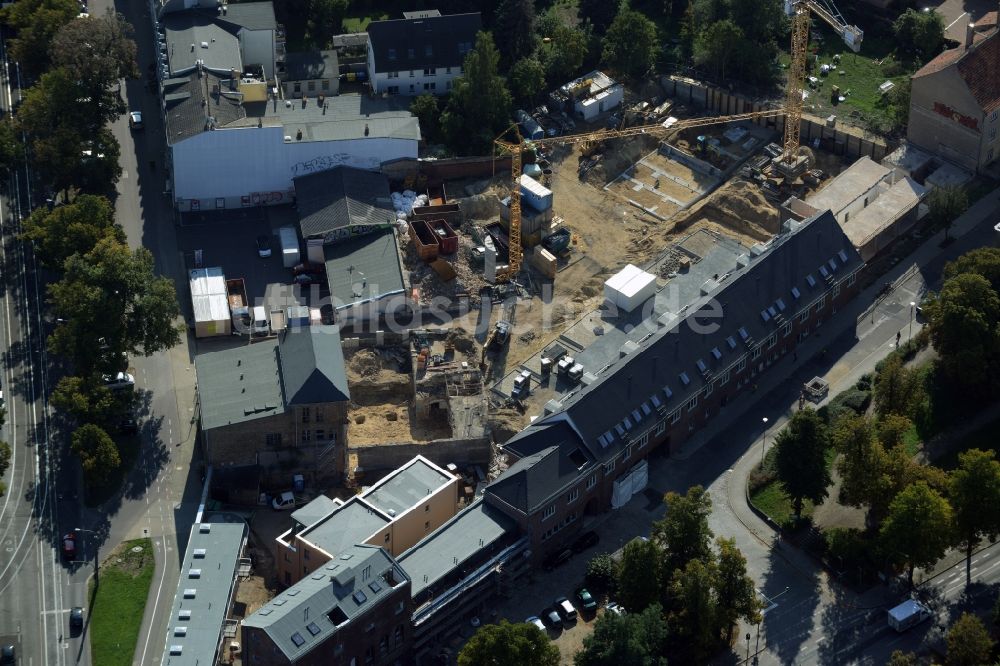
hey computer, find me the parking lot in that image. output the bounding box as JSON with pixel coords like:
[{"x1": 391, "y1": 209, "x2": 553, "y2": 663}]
[{"x1": 175, "y1": 205, "x2": 320, "y2": 329}]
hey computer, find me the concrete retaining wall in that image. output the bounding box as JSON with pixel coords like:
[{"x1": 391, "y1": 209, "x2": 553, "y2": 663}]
[{"x1": 349, "y1": 436, "x2": 492, "y2": 472}]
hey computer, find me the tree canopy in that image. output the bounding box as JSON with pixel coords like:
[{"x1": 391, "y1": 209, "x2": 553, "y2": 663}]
[
  {"x1": 2, "y1": 0, "x2": 81, "y2": 77},
  {"x1": 441, "y1": 32, "x2": 513, "y2": 155},
  {"x1": 306, "y1": 0, "x2": 348, "y2": 48},
  {"x1": 944, "y1": 247, "x2": 1000, "y2": 292},
  {"x1": 22, "y1": 195, "x2": 125, "y2": 271},
  {"x1": 946, "y1": 612, "x2": 994, "y2": 666},
  {"x1": 71, "y1": 423, "x2": 121, "y2": 484},
  {"x1": 926, "y1": 272, "x2": 1000, "y2": 395},
  {"x1": 574, "y1": 603, "x2": 667, "y2": 666},
  {"x1": 950, "y1": 449, "x2": 1000, "y2": 586},
  {"x1": 541, "y1": 25, "x2": 589, "y2": 84},
  {"x1": 51, "y1": 10, "x2": 138, "y2": 110},
  {"x1": 713, "y1": 537, "x2": 762, "y2": 642},
  {"x1": 578, "y1": 0, "x2": 620, "y2": 32},
  {"x1": 686, "y1": 0, "x2": 785, "y2": 85},
  {"x1": 616, "y1": 537, "x2": 663, "y2": 613},
  {"x1": 601, "y1": 4, "x2": 658, "y2": 80},
  {"x1": 508, "y1": 58, "x2": 546, "y2": 106},
  {"x1": 880, "y1": 481, "x2": 953, "y2": 587},
  {"x1": 493, "y1": 0, "x2": 536, "y2": 68},
  {"x1": 773, "y1": 408, "x2": 830, "y2": 518},
  {"x1": 458, "y1": 619, "x2": 559, "y2": 666},
  {"x1": 873, "y1": 354, "x2": 924, "y2": 418},
  {"x1": 653, "y1": 485, "x2": 713, "y2": 575},
  {"x1": 893, "y1": 8, "x2": 945, "y2": 62}
]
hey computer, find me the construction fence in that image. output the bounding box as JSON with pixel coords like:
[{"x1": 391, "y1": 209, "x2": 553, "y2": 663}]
[{"x1": 661, "y1": 75, "x2": 891, "y2": 163}]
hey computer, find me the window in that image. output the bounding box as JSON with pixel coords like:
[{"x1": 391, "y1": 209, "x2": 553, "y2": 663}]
[
  {"x1": 847, "y1": 273, "x2": 856, "y2": 286},
  {"x1": 423, "y1": 82, "x2": 436, "y2": 91},
  {"x1": 686, "y1": 395, "x2": 698, "y2": 412},
  {"x1": 798, "y1": 310, "x2": 809, "y2": 323},
  {"x1": 395, "y1": 601, "x2": 404, "y2": 615},
  {"x1": 380, "y1": 635, "x2": 389, "y2": 656},
  {"x1": 387, "y1": 71, "x2": 399, "y2": 79},
  {"x1": 293, "y1": 82, "x2": 301, "y2": 93},
  {"x1": 655, "y1": 420, "x2": 666, "y2": 435},
  {"x1": 407, "y1": 48, "x2": 415, "y2": 59},
  {"x1": 446, "y1": 66, "x2": 452, "y2": 74},
  {"x1": 301, "y1": 429, "x2": 311, "y2": 443},
  {"x1": 446, "y1": 80, "x2": 452, "y2": 91},
  {"x1": 424, "y1": 521, "x2": 430, "y2": 529},
  {"x1": 314, "y1": 429, "x2": 325, "y2": 442},
  {"x1": 767, "y1": 333, "x2": 777, "y2": 349},
  {"x1": 704, "y1": 382, "x2": 713, "y2": 397},
  {"x1": 387, "y1": 48, "x2": 397, "y2": 60},
  {"x1": 670, "y1": 409, "x2": 681, "y2": 424},
  {"x1": 636, "y1": 432, "x2": 650, "y2": 447},
  {"x1": 751, "y1": 347, "x2": 762, "y2": 360},
  {"x1": 266, "y1": 433, "x2": 281, "y2": 447},
  {"x1": 568, "y1": 488, "x2": 579, "y2": 503},
  {"x1": 307, "y1": 81, "x2": 315, "y2": 92},
  {"x1": 304, "y1": 549, "x2": 310, "y2": 561},
  {"x1": 394, "y1": 624, "x2": 404, "y2": 646},
  {"x1": 302, "y1": 407, "x2": 310, "y2": 423},
  {"x1": 990, "y1": 148, "x2": 995, "y2": 161},
  {"x1": 409, "y1": 70, "x2": 415, "y2": 77},
  {"x1": 408, "y1": 84, "x2": 415, "y2": 93},
  {"x1": 624, "y1": 444, "x2": 634, "y2": 459},
  {"x1": 423, "y1": 67, "x2": 436, "y2": 76},
  {"x1": 387, "y1": 85, "x2": 399, "y2": 95},
  {"x1": 832, "y1": 284, "x2": 841, "y2": 297},
  {"x1": 782, "y1": 322, "x2": 792, "y2": 337},
  {"x1": 816, "y1": 295, "x2": 826, "y2": 312},
  {"x1": 736, "y1": 358, "x2": 747, "y2": 372},
  {"x1": 424, "y1": 45, "x2": 433, "y2": 57},
  {"x1": 384, "y1": 533, "x2": 390, "y2": 543},
  {"x1": 604, "y1": 460, "x2": 616, "y2": 475},
  {"x1": 720, "y1": 370, "x2": 731, "y2": 385},
  {"x1": 542, "y1": 504, "x2": 556, "y2": 520},
  {"x1": 993, "y1": 110, "x2": 999, "y2": 122},
  {"x1": 321, "y1": 80, "x2": 329, "y2": 91},
  {"x1": 587, "y1": 474, "x2": 597, "y2": 489}
]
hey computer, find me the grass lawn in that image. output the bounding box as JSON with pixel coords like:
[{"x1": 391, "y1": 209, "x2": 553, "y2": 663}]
[
  {"x1": 88, "y1": 538, "x2": 155, "y2": 666},
  {"x1": 934, "y1": 414, "x2": 1000, "y2": 471},
  {"x1": 343, "y1": 13, "x2": 389, "y2": 33},
  {"x1": 750, "y1": 481, "x2": 816, "y2": 528}
]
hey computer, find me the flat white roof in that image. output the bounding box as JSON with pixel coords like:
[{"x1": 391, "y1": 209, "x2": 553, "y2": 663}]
[
  {"x1": 189, "y1": 268, "x2": 229, "y2": 323},
  {"x1": 807, "y1": 156, "x2": 890, "y2": 215},
  {"x1": 605, "y1": 264, "x2": 656, "y2": 297},
  {"x1": 519, "y1": 174, "x2": 551, "y2": 198}
]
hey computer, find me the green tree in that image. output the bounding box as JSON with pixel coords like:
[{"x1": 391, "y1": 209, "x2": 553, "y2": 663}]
[
  {"x1": 50, "y1": 375, "x2": 119, "y2": 425},
  {"x1": 2, "y1": 0, "x2": 80, "y2": 77},
  {"x1": 944, "y1": 247, "x2": 1000, "y2": 292},
  {"x1": 873, "y1": 355, "x2": 923, "y2": 418},
  {"x1": 21, "y1": 194, "x2": 124, "y2": 271},
  {"x1": 575, "y1": 603, "x2": 667, "y2": 666},
  {"x1": 508, "y1": 58, "x2": 546, "y2": 106},
  {"x1": 834, "y1": 415, "x2": 883, "y2": 512},
  {"x1": 946, "y1": 612, "x2": 994, "y2": 666},
  {"x1": 48, "y1": 238, "x2": 183, "y2": 374},
  {"x1": 773, "y1": 408, "x2": 830, "y2": 519},
  {"x1": 0, "y1": 118, "x2": 21, "y2": 176},
  {"x1": 928, "y1": 185, "x2": 969, "y2": 241},
  {"x1": 693, "y1": 19, "x2": 743, "y2": 81},
  {"x1": 578, "y1": 0, "x2": 620, "y2": 32},
  {"x1": 894, "y1": 8, "x2": 945, "y2": 62},
  {"x1": 585, "y1": 553, "x2": 619, "y2": 595},
  {"x1": 601, "y1": 4, "x2": 658, "y2": 80},
  {"x1": 71, "y1": 423, "x2": 121, "y2": 485},
  {"x1": 440, "y1": 32, "x2": 513, "y2": 155},
  {"x1": 950, "y1": 449, "x2": 1000, "y2": 586},
  {"x1": 652, "y1": 485, "x2": 713, "y2": 575},
  {"x1": 458, "y1": 619, "x2": 559, "y2": 666},
  {"x1": 880, "y1": 481, "x2": 953, "y2": 587},
  {"x1": 876, "y1": 413, "x2": 913, "y2": 450},
  {"x1": 925, "y1": 272, "x2": 1000, "y2": 393},
  {"x1": 16, "y1": 68, "x2": 89, "y2": 193},
  {"x1": 882, "y1": 78, "x2": 912, "y2": 133},
  {"x1": 0, "y1": 441, "x2": 10, "y2": 496},
  {"x1": 887, "y1": 651, "x2": 916, "y2": 666},
  {"x1": 306, "y1": 0, "x2": 348, "y2": 48},
  {"x1": 409, "y1": 94, "x2": 440, "y2": 144},
  {"x1": 713, "y1": 537, "x2": 762, "y2": 643},
  {"x1": 616, "y1": 538, "x2": 663, "y2": 613},
  {"x1": 493, "y1": 0, "x2": 536, "y2": 68},
  {"x1": 543, "y1": 25, "x2": 589, "y2": 83},
  {"x1": 667, "y1": 558, "x2": 719, "y2": 662}
]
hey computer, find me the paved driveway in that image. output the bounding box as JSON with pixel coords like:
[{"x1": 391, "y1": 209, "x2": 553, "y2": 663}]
[{"x1": 924, "y1": 0, "x2": 998, "y2": 41}]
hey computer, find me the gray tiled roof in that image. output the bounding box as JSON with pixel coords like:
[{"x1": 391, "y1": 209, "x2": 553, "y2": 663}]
[
  {"x1": 398, "y1": 500, "x2": 516, "y2": 598},
  {"x1": 284, "y1": 50, "x2": 338, "y2": 81},
  {"x1": 291, "y1": 495, "x2": 341, "y2": 529},
  {"x1": 242, "y1": 544, "x2": 408, "y2": 662},
  {"x1": 279, "y1": 325, "x2": 350, "y2": 405},
  {"x1": 294, "y1": 166, "x2": 395, "y2": 239},
  {"x1": 299, "y1": 499, "x2": 390, "y2": 557},
  {"x1": 196, "y1": 326, "x2": 349, "y2": 431},
  {"x1": 494, "y1": 210, "x2": 863, "y2": 475},
  {"x1": 364, "y1": 457, "x2": 452, "y2": 516},
  {"x1": 366, "y1": 12, "x2": 481, "y2": 72},
  {"x1": 163, "y1": 71, "x2": 246, "y2": 145},
  {"x1": 163, "y1": 12, "x2": 242, "y2": 76},
  {"x1": 215, "y1": 2, "x2": 276, "y2": 32},
  {"x1": 488, "y1": 422, "x2": 592, "y2": 514},
  {"x1": 159, "y1": 522, "x2": 246, "y2": 666},
  {"x1": 323, "y1": 228, "x2": 405, "y2": 310}
]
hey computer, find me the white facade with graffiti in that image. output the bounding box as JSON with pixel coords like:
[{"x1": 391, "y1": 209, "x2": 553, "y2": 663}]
[{"x1": 170, "y1": 125, "x2": 417, "y2": 212}]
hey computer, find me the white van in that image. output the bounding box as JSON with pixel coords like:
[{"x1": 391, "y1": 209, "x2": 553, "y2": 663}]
[
  {"x1": 271, "y1": 491, "x2": 296, "y2": 510},
  {"x1": 251, "y1": 306, "x2": 270, "y2": 336}
]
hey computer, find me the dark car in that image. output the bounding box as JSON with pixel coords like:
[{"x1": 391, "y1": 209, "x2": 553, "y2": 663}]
[
  {"x1": 0, "y1": 645, "x2": 14, "y2": 665},
  {"x1": 62, "y1": 532, "x2": 77, "y2": 560},
  {"x1": 575, "y1": 587, "x2": 597, "y2": 612},
  {"x1": 117, "y1": 417, "x2": 139, "y2": 435},
  {"x1": 542, "y1": 548, "x2": 572, "y2": 571},
  {"x1": 541, "y1": 608, "x2": 562, "y2": 629},
  {"x1": 571, "y1": 530, "x2": 599, "y2": 553},
  {"x1": 293, "y1": 272, "x2": 325, "y2": 287},
  {"x1": 70, "y1": 606, "x2": 83, "y2": 630},
  {"x1": 292, "y1": 261, "x2": 325, "y2": 276}
]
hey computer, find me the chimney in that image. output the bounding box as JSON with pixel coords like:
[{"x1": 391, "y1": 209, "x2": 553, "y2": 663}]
[{"x1": 965, "y1": 22, "x2": 975, "y2": 49}]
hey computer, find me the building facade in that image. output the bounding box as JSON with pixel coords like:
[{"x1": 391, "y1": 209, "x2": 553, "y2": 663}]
[{"x1": 907, "y1": 13, "x2": 1000, "y2": 174}]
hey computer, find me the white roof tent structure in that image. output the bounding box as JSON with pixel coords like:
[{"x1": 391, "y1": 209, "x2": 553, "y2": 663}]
[
  {"x1": 189, "y1": 267, "x2": 231, "y2": 338},
  {"x1": 604, "y1": 264, "x2": 657, "y2": 313}
]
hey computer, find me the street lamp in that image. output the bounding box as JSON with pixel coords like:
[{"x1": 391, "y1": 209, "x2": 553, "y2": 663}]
[
  {"x1": 746, "y1": 632, "x2": 751, "y2": 661},
  {"x1": 74, "y1": 528, "x2": 99, "y2": 583},
  {"x1": 760, "y1": 417, "x2": 769, "y2": 468},
  {"x1": 909, "y1": 301, "x2": 916, "y2": 341}
]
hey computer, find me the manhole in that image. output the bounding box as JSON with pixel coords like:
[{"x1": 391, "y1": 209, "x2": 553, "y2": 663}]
[{"x1": 131, "y1": 546, "x2": 144, "y2": 553}]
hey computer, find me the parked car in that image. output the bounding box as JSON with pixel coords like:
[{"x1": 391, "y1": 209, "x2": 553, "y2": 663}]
[
  {"x1": 0, "y1": 645, "x2": 14, "y2": 665},
  {"x1": 293, "y1": 272, "x2": 324, "y2": 287},
  {"x1": 525, "y1": 616, "x2": 547, "y2": 633},
  {"x1": 542, "y1": 548, "x2": 572, "y2": 571},
  {"x1": 61, "y1": 532, "x2": 77, "y2": 560},
  {"x1": 128, "y1": 111, "x2": 143, "y2": 130},
  {"x1": 102, "y1": 372, "x2": 135, "y2": 390},
  {"x1": 117, "y1": 417, "x2": 139, "y2": 435},
  {"x1": 541, "y1": 608, "x2": 562, "y2": 629},
  {"x1": 554, "y1": 597, "x2": 577, "y2": 624},
  {"x1": 292, "y1": 261, "x2": 326, "y2": 276},
  {"x1": 571, "y1": 530, "x2": 599, "y2": 553},
  {"x1": 271, "y1": 491, "x2": 297, "y2": 510},
  {"x1": 256, "y1": 234, "x2": 272, "y2": 258},
  {"x1": 605, "y1": 601, "x2": 626, "y2": 616},
  {"x1": 575, "y1": 588, "x2": 597, "y2": 612},
  {"x1": 70, "y1": 606, "x2": 84, "y2": 630}
]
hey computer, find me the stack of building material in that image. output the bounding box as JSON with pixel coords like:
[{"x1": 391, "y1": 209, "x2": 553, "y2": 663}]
[{"x1": 531, "y1": 245, "x2": 557, "y2": 278}]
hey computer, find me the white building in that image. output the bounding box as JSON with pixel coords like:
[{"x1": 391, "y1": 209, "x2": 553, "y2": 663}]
[
  {"x1": 553, "y1": 71, "x2": 624, "y2": 121},
  {"x1": 365, "y1": 10, "x2": 481, "y2": 96},
  {"x1": 156, "y1": 1, "x2": 420, "y2": 212}
]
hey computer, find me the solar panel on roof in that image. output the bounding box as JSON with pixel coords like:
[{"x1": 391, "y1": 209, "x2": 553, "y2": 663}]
[
  {"x1": 631, "y1": 409, "x2": 642, "y2": 424},
  {"x1": 598, "y1": 433, "x2": 610, "y2": 448},
  {"x1": 767, "y1": 306, "x2": 777, "y2": 317},
  {"x1": 615, "y1": 423, "x2": 625, "y2": 436},
  {"x1": 307, "y1": 622, "x2": 321, "y2": 636},
  {"x1": 369, "y1": 580, "x2": 382, "y2": 593},
  {"x1": 623, "y1": 416, "x2": 633, "y2": 430}
]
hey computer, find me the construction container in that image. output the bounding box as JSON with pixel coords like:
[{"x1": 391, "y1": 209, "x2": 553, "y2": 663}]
[
  {"x1": 427, "y1": 219, "x2": 458, "y2": 254},
  {"x1": 409, "y1": 220, "x2": 440, "y2": 261},
  {"x1": 519, "y1": 174, "x2": 553, "y2": 212},
  {"x1": 500, "y1": 195, "x2": 552, "y2": 243},
  {"x1": 557, "y1": 356, "x2": 575, "y2": 376},
  {"x1": 515, "y1": 109, "x2": 544, "y2": 140},
  {"x1": 484, "y1": 222, "x2": 511, "y2": 262},
  {"x1": 542, "y1": 227, "x2": 571, "y2": 254},
  {"x1": 279, "y1": 226, "x2": 300, "y2": 268},
  {"x1": 604, "y1": 264, "x2": 657, "y2": 313},
  {"x1": 190, "y1": 267, "x2": 231, "y2": 338},
  {"x1": 531, "y1": 245, "x2": 557, "y2": 279}
]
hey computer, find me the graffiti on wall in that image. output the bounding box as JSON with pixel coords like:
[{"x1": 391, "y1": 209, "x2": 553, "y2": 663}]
[
  {"x1": 933, "y1": 102, "x2": 979, "y2": 131},
  {"x1": 290, "y1": 154, "x2": 383, "y2": 177}
]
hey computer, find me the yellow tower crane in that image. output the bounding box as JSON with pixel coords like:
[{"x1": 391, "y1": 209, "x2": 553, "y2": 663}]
[{"x1": 776, "y1": 0, "x2": 863, "y2": 178}]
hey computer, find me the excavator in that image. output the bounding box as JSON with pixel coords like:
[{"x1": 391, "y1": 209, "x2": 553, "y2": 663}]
[{"x1": 493, "y1": 0, "x2": 862, "y2": 284}]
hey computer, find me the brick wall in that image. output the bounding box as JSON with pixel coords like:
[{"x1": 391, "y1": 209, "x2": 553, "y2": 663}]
[{"x1": 349, "y1": 436, "x2": 492, "y2": 473}]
